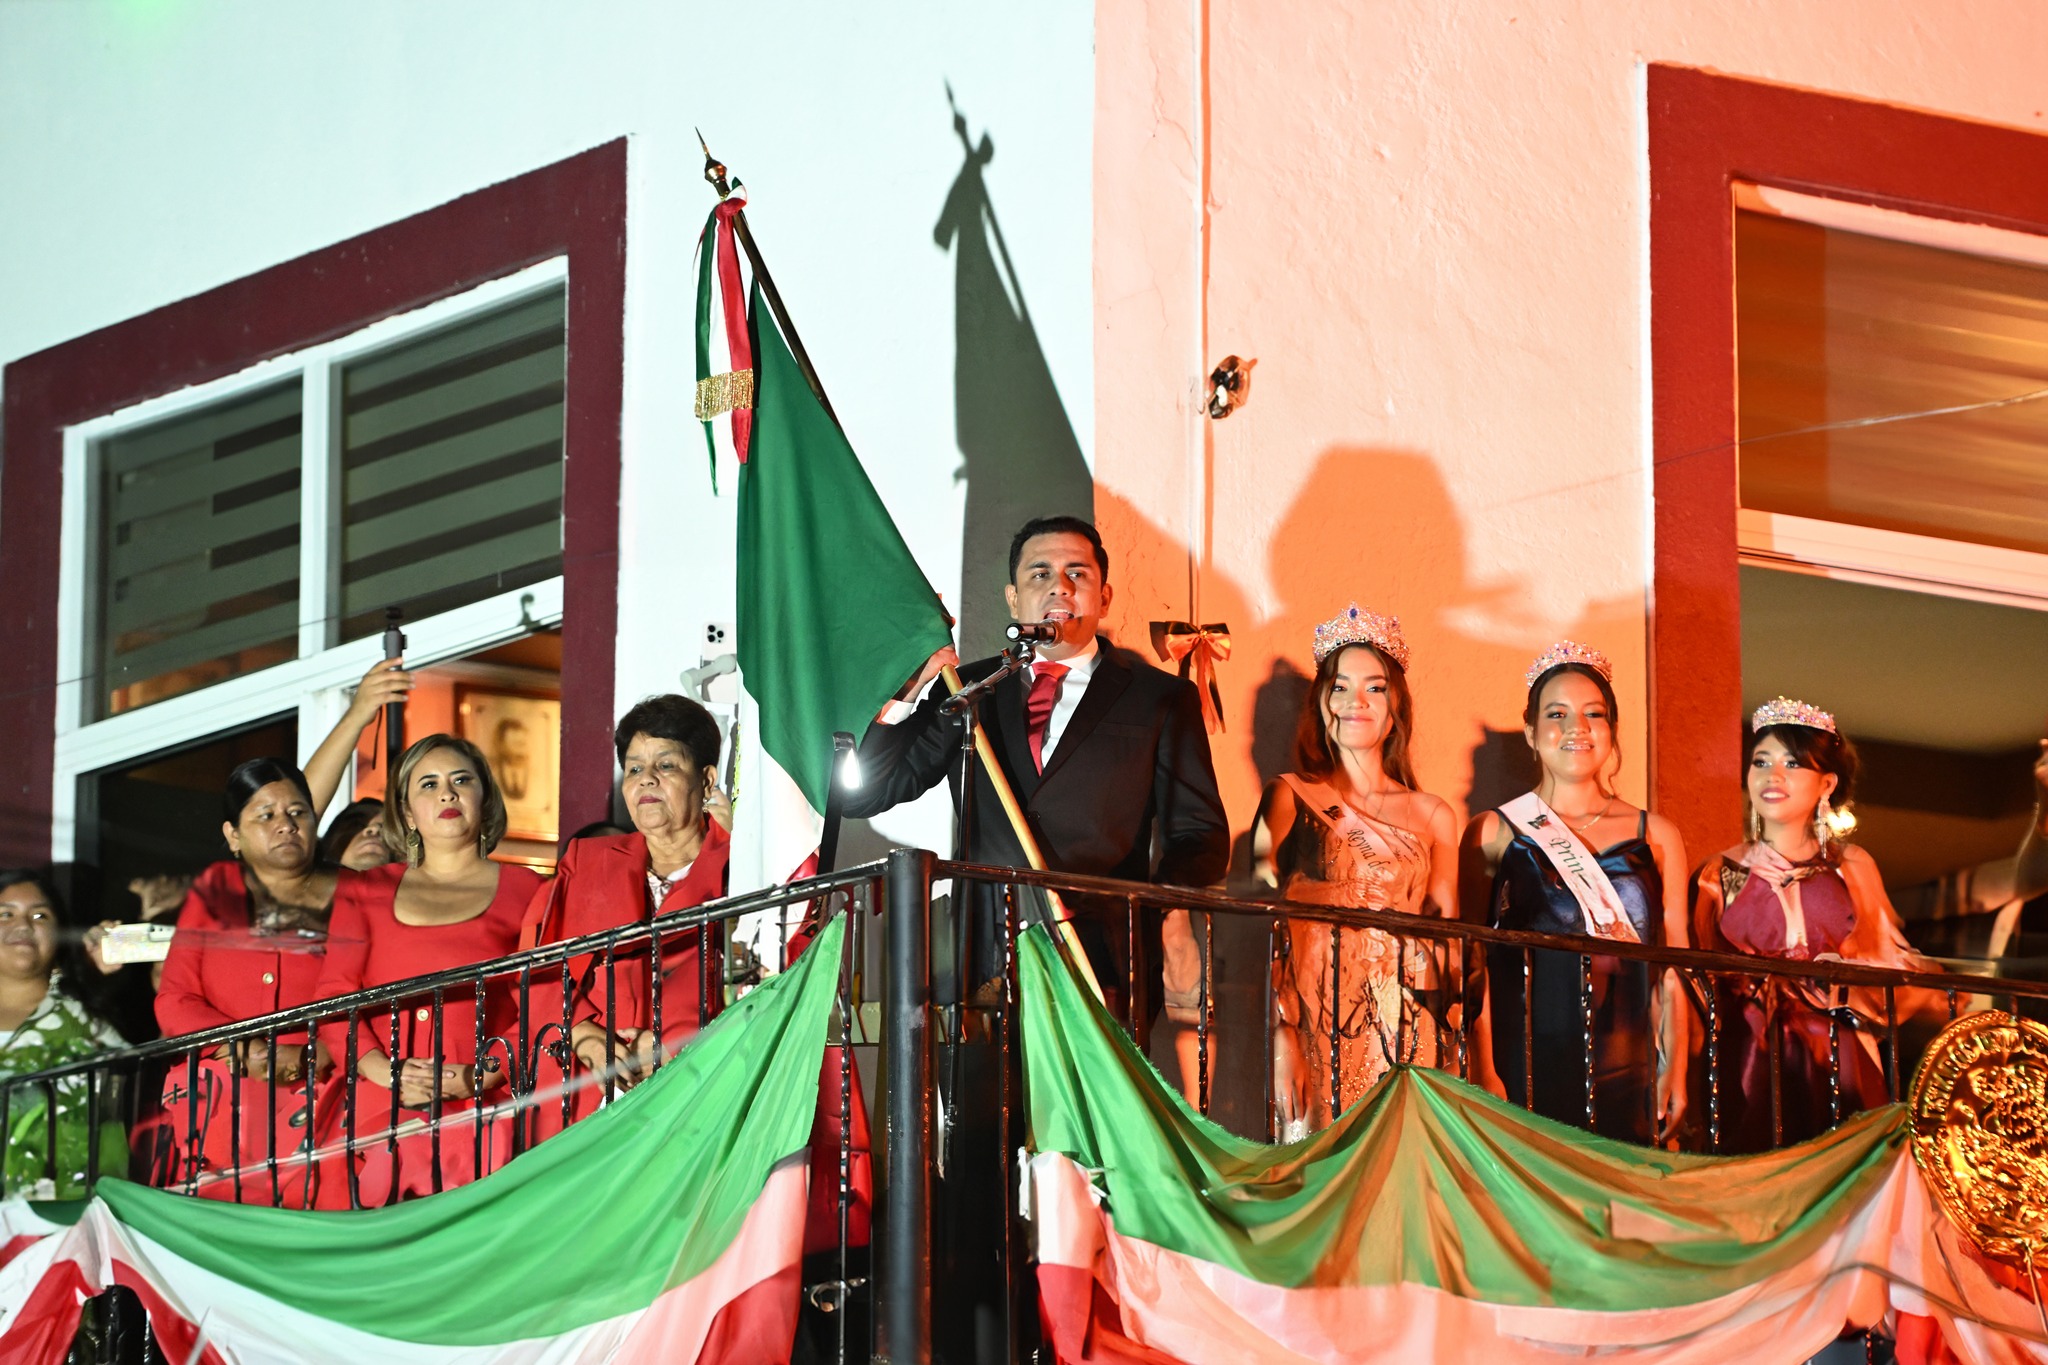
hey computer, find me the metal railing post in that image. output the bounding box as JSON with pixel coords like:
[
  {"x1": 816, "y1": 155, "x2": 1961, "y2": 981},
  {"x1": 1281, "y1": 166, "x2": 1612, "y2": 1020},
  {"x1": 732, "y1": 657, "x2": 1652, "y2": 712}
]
[{"x1": 877, "y1": 848, "x2": 934, "y2": 1364}]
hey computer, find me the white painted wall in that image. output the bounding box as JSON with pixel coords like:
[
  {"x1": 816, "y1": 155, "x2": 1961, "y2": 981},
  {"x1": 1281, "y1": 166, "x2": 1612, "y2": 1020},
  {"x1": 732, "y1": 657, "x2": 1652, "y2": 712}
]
[{"x1": 0, "y1": 0, "x2": 1095, "y2": 882}]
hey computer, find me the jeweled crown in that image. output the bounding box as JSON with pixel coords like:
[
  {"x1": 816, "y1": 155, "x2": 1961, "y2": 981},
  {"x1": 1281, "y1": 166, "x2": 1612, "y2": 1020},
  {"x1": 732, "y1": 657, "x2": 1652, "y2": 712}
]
[
  {"x1": 1312, "y1": 603, "x2": 1410, "y2": 669},
  {"x1": 1751, "y1": 696, "x2": 1836, "y2": 735},
  {"x1": 1524, "y1": 640, "x2": 1613, "y2": 690}
]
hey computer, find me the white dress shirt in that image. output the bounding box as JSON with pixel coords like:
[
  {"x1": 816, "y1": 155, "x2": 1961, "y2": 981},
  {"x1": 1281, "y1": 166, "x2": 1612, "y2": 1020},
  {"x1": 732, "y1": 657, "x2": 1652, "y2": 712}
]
[{"x1": 879, "y1": 636, "x2": 1101, "y2": 764}]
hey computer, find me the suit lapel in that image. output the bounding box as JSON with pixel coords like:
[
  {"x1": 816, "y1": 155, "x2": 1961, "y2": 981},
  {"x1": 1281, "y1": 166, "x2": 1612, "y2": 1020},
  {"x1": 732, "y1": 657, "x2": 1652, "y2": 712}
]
[{"x1": 1036, "y1": 647, "x2": 1130, "y2": 786}]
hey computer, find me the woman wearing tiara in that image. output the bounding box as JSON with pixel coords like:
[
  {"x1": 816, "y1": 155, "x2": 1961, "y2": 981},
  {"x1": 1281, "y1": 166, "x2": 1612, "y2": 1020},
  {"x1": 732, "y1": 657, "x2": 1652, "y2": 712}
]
[
  {"x1": 1252, "y1": 606, "x2": 1459, "y2": 1137},
  {"x1": 1460, "y1": 642, "x2": 1690, "y2": 1144},
  {"x1": 1689, "y1": 698, "x2": 1949, "y2": 1152}
]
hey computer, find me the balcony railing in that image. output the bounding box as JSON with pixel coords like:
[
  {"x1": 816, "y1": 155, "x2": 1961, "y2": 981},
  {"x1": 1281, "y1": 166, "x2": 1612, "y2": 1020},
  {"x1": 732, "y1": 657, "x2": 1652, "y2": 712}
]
[{"x1": 11, "y1": 849, "x2": 2043, "y2": 1364}]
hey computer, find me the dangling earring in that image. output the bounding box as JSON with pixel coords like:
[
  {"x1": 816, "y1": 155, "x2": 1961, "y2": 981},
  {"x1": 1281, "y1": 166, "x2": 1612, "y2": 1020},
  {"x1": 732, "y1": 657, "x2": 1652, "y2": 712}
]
[
  {"x1": 1745, "y1": 802, "x2": 1762, "y2": 843},
  {"x1": 405, "y1": 825, "x2": 425, "y2": 866},
  {"x1": 1814, "y1": 794, "x2": 1833, "y2": 849}
]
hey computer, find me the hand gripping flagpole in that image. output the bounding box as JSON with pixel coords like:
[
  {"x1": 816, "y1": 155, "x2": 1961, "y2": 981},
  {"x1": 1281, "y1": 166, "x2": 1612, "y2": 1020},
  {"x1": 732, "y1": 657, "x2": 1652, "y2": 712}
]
[{"x1": 701, "y1": 135, "x2": 1104, "y2": 1006}]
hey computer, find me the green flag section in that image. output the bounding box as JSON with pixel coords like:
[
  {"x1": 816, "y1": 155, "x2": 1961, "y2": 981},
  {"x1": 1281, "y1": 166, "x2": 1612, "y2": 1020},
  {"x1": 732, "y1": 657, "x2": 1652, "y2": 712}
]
[
  {"x1": 1016, "y1": 927, "x2": 2048, "y2": 1365},
  {"x1": 735, "y1": 282, "x2": 953, "y2": 811},
  {"x1": 0, "y1": 917, "x2": 846, "y2": 1365}
]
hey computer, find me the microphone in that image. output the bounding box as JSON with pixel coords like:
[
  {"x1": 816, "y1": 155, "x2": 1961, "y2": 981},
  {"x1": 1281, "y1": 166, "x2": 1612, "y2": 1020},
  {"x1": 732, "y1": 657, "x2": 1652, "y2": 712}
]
[{"x1": 1004, "y1": 620, "x2": 1064, "y2": 644}]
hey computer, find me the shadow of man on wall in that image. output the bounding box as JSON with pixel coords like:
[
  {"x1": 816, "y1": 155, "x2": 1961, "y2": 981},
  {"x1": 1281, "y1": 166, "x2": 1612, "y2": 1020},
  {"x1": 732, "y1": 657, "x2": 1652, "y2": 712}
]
[{"x1": 935, "y1": 85, "x2": 1094, "y2": 660}]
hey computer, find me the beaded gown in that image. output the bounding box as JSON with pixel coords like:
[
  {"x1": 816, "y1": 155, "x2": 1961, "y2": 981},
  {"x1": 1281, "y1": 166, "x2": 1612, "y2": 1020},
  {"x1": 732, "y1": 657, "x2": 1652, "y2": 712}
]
[{"x1": 1271, "y1": 775, "x2": 1441, "y2": 1134}]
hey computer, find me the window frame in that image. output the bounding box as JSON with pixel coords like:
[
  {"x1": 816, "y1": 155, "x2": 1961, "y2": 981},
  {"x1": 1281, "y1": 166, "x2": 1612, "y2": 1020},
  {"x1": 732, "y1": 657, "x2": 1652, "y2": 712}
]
[
  {"x1": 1648, "y1": 66, "x2": 2048, "y2": 857},
  {"x1": 61, "y1": 256, "x2": 567, "y2": 724},
  {"x1": 0, "y1": 141, "x2": 626, "y2": 867}
]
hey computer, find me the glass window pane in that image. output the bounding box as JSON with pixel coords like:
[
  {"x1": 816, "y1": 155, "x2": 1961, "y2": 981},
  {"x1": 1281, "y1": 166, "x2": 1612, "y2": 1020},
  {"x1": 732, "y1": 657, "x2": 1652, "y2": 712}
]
[
  {"x1": 1737, "y1": 210, "x2": 2048, "y2": 554},
  {"x1": 94, "y1": 382, "x2": 302, "y2": 718},
  {"x1": 337, "y1": 288, "x2": 566, "y2": 641}
]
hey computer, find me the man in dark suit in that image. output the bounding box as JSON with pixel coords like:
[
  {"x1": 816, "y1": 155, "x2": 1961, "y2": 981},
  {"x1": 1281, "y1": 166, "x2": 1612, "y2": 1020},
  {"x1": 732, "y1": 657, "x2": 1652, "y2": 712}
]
[{"x1": 846, "y1": 515, "x2": 1230, "y2": 1021}]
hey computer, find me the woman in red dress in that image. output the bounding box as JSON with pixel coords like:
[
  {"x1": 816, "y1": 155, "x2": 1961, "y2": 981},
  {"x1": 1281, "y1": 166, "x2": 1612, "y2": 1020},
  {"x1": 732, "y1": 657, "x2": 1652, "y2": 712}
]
[
  {"x1": 317, "y1": 734, "x2": 540, "y2": 1206},
  {"x1": 519, "y1": 695, "x2": 730, "y2": 1117},
  {"x1": 152, "y1": 659, "x2": 411, "y2": 1205}
]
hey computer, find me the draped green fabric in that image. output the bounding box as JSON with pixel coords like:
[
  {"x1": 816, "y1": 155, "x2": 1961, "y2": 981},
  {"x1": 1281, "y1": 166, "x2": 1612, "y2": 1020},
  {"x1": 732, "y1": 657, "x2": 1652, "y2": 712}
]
[
  {"x1": 89, "y1": 916, "x2": 844, "y2": 1347},
  {"x1": 733, "y1": 282, "x2": 953, "y2": 811},
  {"x1": 1018, "y1": 925, "x2": 1908, "y2": 1309}
]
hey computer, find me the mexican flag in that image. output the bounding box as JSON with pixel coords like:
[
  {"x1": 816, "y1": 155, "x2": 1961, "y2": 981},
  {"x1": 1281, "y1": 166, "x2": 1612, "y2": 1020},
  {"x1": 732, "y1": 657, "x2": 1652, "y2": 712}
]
[
  {"x1": 0, "y1": 917, "x2": 846, "y2": 1364},
  {"x1": 696, "y1": 193, "x2": 953, "y2": 906},
  {"x1": 1017, "y1": 927, "x2": 2048, "y2": 1365}
]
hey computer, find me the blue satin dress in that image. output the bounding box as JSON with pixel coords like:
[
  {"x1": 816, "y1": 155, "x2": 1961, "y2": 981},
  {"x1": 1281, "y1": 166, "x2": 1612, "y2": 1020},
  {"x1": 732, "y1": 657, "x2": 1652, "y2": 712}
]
[{"x1": 1486, "y1": 809, "x2": 1659, "y2": 1142}]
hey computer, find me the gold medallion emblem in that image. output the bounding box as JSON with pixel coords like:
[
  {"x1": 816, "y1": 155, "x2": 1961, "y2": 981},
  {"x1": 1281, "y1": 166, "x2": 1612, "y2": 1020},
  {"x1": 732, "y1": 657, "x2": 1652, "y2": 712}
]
[{"x1": 1908, "y1": 1010, "x2": 2048, "y2": 1271}]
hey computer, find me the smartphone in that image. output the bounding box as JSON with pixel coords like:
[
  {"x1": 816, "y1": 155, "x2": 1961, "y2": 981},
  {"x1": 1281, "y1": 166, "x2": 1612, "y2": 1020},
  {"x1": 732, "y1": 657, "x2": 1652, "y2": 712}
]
[{"x1": 101, "y1": 923, "x2": 175, "y2": 965}]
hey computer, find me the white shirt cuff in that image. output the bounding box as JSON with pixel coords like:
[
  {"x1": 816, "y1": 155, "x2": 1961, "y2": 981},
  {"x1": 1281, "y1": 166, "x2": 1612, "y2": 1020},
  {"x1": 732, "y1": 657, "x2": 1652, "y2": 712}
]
[{"x1": 877, "y1": 698, "x2": 914, "y2": 725}]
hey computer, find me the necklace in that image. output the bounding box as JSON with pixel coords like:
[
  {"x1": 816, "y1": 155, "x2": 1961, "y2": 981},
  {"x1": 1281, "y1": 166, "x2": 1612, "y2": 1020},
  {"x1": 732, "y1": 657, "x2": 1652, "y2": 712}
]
[
  {"x1": 1337, "y1": 780, "x2": 1393, "y2": 823},
  {"x1": 1554, "y1": 795, "x2": 1614, "y2": 834}
]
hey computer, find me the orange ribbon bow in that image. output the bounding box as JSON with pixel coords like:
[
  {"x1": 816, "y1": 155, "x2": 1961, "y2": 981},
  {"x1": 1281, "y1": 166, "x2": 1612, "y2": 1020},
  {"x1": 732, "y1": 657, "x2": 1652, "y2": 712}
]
[{"x1": 1150, "y1": 621, "x2": 1232, "y2": 734}]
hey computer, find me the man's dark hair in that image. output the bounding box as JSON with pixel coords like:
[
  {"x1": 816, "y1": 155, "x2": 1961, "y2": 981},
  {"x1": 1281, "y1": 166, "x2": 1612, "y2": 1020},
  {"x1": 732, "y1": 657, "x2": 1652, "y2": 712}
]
[
  {"x1": 613, "y1": 694, "x2": 724, "y2": 771},
  {"x1": 1007, "y1": 516, "x2": 1109, "y2": 583}
]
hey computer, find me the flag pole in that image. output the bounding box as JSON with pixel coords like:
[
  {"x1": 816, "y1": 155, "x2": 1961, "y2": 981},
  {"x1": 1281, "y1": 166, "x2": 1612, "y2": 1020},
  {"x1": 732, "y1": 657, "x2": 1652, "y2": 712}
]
[
  {"x1": 699, "y1": 135, "x2": 1106, "y2": 1007},
  {"x1": 699, "y1": 133, "x2": 839, "y2": 427}
]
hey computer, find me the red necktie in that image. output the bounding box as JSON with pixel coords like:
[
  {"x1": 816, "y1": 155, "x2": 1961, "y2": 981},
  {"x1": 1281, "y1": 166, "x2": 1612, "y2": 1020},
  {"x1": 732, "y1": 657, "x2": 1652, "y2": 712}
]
[{"x1": 1024, "y1": 662, "x2": 1070, "y2": 772}]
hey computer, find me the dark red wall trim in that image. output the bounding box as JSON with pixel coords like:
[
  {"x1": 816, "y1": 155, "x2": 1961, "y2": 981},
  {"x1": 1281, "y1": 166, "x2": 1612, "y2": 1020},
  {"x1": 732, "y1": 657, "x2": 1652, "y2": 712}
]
[
  {"x1": 1649, "y1": 67, "x2": 2048, "y2": 858},
  {"x1": 0, "y1": 140, "x2": 626, "y2": 863}
]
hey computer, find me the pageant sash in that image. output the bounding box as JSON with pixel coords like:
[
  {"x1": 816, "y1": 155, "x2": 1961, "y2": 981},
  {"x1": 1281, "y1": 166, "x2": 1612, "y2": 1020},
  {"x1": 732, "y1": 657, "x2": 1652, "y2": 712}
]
[
  {"x1": 1280, "y1": 775, "x2": 1410, "y2": 876},
  {"x1": 1499, "y1": 792, "x2": 1641, "y2": 943}
]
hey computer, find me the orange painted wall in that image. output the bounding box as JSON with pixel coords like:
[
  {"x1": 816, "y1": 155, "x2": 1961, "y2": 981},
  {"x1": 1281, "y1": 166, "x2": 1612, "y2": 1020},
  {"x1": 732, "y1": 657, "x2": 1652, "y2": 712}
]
[{"x1": 1093, "y1": 2, "x2": 2048, "y2": 872}]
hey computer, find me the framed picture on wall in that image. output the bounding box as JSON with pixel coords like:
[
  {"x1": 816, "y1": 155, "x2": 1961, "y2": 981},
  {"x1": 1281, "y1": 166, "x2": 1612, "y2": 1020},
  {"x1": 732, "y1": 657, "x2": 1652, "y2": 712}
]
[{"x1": 455, "y1": 686, "x2": 561, "y2": 844}]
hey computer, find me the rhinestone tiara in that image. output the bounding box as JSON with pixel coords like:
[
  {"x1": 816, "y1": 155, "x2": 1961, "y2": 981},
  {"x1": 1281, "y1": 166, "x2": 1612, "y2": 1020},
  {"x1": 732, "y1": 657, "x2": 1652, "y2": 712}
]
[
  {"x1": 1524, "y1": 640, "x2": 1613, "y2": 690},
  {"x1": 1751, "y1": 696, "x2": 1836, "y2": 735},
  {"x1": 1312, "y1": 603, "x2": 1410, "y2": 669}
]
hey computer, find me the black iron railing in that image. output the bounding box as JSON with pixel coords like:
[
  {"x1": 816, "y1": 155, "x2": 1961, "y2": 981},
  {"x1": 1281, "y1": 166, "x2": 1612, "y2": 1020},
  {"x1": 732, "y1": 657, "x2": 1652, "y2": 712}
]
[
  {"x1": 11, "y1": 850, "x2": 2042, "y2": 1364},
  {"x1": 14, "y1": 863, "x2": 883, "y2": 1365}
]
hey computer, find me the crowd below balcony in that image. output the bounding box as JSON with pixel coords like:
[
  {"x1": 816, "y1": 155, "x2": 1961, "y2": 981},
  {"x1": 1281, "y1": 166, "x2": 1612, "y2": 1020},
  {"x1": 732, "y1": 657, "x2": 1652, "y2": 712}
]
[{"x1": 3, "y1": 515, "x2": 2046, "y2": 1203}]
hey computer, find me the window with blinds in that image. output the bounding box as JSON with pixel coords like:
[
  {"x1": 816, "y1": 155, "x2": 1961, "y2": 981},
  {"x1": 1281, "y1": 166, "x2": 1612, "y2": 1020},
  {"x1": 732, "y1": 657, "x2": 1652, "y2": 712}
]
[
  {"x1": 93, "y1": 382, "x2": 303, "y2": 717},
  {"x1": 337, "y1": 288, "x2": 567, "y2": 641},
  {"x1": 1737, "y1": 210, "x2": 2048, "y2": 553}
]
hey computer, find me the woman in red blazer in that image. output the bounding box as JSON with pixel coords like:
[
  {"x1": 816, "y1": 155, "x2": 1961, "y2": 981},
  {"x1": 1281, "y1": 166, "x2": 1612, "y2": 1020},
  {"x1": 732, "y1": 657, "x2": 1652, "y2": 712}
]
[
  {"x1": 519, "y1": 695, "x2": 730, "y2": 1121},
  {"x1": 316, "y1": 735, "x2": 540, "y2": 1206},
  {"x1": 154, "y1": 760, "x2": 341, "y2": 1206},
  {"x1": 147, "y1": 660, "x2": 409, "y2": 1205}
]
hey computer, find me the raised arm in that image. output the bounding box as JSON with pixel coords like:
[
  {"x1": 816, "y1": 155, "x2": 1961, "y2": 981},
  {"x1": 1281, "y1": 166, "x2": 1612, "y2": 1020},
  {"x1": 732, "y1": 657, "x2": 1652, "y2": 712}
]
[
  {"x1": 841, "y1": 649, "x2": 964, "y2": 821},
  {"x1": 303, "y1": 658, "x2": 413, "y2": 819}
]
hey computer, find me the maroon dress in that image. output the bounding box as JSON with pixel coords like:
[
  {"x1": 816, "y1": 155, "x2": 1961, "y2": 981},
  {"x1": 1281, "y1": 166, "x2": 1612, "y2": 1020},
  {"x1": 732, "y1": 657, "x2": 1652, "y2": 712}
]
[{"x1": 1696, "y1": 851, "x2": 1890, "y2": 1151}]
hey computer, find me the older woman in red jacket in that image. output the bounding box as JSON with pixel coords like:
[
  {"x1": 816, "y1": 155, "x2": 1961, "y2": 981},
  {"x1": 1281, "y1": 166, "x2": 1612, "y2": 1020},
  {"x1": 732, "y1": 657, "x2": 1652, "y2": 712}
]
[
  {"x1": 316, "y1": 734, "x2": 540, "y2": 1206},
  {"x1": 520, "y1": 696, "x2": 730, "y2": 1121}
]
